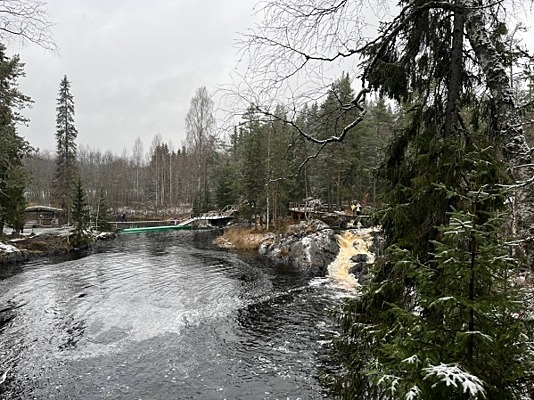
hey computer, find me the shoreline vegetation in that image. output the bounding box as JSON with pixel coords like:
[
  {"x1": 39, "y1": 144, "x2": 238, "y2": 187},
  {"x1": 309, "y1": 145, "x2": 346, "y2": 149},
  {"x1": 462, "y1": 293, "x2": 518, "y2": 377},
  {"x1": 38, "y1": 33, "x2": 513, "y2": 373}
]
[
  {"x1": 0, "y1": 220, "x2": 304, "y2": 266},
  {"x1": 213, "y1": 226, "x2": 273, "y2": 251},
  {"x1": 0, "y1": 229, "x2": 115, "y2": 265},
  {"x1": 0, "y1": 223, "x2": 268, "y2": 266}
]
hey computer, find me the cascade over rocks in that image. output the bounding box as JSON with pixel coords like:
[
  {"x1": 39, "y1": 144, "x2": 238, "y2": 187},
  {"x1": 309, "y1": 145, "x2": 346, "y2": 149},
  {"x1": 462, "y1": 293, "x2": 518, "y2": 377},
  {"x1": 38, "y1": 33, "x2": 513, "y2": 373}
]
[{"x1": 259, "y1": 219, "x2": 339, "y2": 276}]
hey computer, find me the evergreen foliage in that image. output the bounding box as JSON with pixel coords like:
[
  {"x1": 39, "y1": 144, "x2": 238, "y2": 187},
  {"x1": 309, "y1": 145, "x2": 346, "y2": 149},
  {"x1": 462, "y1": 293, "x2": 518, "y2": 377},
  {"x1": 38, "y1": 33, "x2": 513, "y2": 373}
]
[
  {"x1": 213, "y1": 157, "x2": 238, "y2": 210},
  {"x1": 311, "y1": 3, "x2": 534, "y2": 398},
  {"x1": 54, "y1": 75, "x2": 78, "y2": 224},
  {"x1": 215, "y1": 77, "x2": 395, "y2": 229},
  {"x1": 22, "y1": 75, "x2": 394, "y2": 225},
  {"x1": 70, "y1": 177, "x2": 91, "y2": 248},
  {"x1": 0, "y1": 44, "x2": 32, "y2": 235},
  {"x1": 328, "y1": 140, "x2": 534, "y2": 399},
  {"x1": 237, "y1": 106, "x2": 269, "y2": 226},
  {"x1": 301, "y1": 74, "x2": 395, "y2": 209},
  {"x1": 93, "y1": 187, "x2": 112, "y2": 232}
]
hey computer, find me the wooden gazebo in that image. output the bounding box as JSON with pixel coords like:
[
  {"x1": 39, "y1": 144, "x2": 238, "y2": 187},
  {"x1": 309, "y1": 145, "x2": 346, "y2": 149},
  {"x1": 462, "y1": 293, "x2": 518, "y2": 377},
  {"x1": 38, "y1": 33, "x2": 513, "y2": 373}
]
[{"x1": 25, "y1": 206, "x2": 65, "y2": 227}]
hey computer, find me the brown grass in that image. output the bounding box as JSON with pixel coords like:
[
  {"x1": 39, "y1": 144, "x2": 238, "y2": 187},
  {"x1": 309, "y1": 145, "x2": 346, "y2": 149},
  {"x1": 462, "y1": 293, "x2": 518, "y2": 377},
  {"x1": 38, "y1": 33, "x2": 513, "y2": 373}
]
[{"x1": 214, "y1": 226, "x2": 270, "y2": 251}]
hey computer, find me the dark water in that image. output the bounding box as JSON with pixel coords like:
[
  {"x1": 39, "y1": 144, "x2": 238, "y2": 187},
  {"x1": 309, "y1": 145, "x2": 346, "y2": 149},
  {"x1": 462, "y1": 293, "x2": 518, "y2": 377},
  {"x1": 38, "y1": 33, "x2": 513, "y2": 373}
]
[{"x1": 0, "y1": 231, "x2": 341, "y2": 399}]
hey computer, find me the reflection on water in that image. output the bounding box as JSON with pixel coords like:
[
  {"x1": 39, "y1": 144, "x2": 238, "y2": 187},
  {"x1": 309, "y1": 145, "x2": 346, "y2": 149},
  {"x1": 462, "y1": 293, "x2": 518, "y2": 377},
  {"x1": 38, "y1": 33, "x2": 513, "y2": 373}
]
[{"x1": 0, "y1": 231, "x2": 339, "y2": 399}]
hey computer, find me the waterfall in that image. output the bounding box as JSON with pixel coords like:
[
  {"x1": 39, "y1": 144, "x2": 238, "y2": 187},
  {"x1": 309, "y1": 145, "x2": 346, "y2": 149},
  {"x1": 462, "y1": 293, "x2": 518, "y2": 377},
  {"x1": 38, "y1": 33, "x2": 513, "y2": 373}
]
[{"x1": 327, "y1": 229, "x2": 376, "y2": 288}]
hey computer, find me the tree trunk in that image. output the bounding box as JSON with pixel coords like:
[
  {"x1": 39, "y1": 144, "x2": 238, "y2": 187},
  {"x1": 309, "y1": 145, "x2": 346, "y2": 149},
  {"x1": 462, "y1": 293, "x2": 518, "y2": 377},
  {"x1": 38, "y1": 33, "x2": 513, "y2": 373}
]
[
  {"x1": 444, "y1": 9, "x2": 464, "y2": 136},
  {"x1": 465, "y1": 3, "x2": 534, "y2": 266}
]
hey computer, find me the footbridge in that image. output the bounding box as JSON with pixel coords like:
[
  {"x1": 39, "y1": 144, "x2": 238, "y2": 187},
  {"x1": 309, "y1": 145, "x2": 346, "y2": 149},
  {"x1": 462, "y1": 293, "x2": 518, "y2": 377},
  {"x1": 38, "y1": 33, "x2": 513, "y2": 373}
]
[
  {"x1": 178, "y1": 205, "x2": 239, "y2": 228},
  {"x1": 116, "y1": 205, "x2": 239, "y2": 234}
]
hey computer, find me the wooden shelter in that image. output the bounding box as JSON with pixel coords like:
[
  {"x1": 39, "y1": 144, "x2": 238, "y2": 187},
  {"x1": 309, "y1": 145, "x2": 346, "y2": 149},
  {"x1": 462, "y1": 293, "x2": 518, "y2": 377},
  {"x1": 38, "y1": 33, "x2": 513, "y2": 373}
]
[{"x1": 25, "y1": 206, "x2": 65, "y2": 227}]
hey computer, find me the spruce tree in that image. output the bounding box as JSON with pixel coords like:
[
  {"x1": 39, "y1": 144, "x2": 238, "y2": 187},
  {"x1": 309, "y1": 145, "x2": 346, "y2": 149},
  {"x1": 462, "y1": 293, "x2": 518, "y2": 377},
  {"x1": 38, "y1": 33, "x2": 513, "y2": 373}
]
[
  {"x1": 70, "y1": 178, "x2": 90, "y2": 248},
  {"x1": 54, "y1": 75, "x2": 78, "y2": 225},
  {"x1": 93, "y1": 187, "x2": 112, "y2": 232},
  {"x1": 238, "y1": 106, "x2": 268, "y2": 227},
  {"x1": 327, "y1": 129, "x2": 534, "y2": 399},
  {"x1": 0, "y1": 44, "x2": 32, "y2": 235},
  {"x1": 213, "y1": 157, "x2": 238, "y2": 210}
]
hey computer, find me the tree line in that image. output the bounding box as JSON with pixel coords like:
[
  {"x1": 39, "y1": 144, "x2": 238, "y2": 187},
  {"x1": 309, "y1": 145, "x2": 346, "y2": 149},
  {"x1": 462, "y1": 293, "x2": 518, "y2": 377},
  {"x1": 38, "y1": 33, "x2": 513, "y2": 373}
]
[{"x1": 19, "y1": 74, "x2": 396, "y2": 230}]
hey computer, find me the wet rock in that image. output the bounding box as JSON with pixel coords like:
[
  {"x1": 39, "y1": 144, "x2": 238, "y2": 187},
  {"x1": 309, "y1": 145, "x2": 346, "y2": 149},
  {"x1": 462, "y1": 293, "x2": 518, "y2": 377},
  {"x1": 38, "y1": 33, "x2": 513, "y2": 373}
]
[
  {"x1": 0, "y1": 242, "x2": 30, "y2": 264},
  {"x1": 349, "y1": 258, "x2": 370, "y2": 285},
  {"x1": 350, "y1": 253, "x2": 369, "y2": 263},
  {"x1": 260, "y1": 220, "x2": 338, "y2": 276},
  {"x1": 0, "y1": 300, "x2": 22, "y2": 328}
]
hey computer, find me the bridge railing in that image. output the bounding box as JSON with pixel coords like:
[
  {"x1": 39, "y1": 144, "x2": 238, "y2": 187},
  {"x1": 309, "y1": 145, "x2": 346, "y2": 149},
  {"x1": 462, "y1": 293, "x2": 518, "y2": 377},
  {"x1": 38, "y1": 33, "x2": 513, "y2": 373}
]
[{"x1": 288, "y1": 202, "x2": 344, "y2": 213}]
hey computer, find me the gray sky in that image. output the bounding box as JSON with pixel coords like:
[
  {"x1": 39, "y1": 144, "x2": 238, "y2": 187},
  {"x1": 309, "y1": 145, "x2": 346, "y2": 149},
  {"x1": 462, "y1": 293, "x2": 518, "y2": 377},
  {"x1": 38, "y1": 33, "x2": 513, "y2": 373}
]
[
  {"x1": 8, "y1": 1, "x2": 534, "y2": 157},
  {"x1": 10, "y1": 0, "x2": 256, "y2": 155}
]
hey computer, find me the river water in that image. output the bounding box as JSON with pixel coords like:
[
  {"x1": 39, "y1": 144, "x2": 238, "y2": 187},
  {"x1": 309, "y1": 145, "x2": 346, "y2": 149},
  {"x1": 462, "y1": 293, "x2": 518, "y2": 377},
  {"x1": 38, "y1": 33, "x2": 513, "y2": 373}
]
[{"x1": 0, "y1": 230, "x2": 350, "y2": 399}]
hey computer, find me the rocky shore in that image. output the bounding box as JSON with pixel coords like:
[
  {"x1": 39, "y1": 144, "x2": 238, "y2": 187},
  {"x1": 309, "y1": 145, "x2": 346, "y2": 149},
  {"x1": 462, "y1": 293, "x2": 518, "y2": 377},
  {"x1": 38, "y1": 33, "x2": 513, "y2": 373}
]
[
  {"x1": 216, "y1": 219, "x2": 381, "y2": 280},
  {"x1": 0, "y1": 229, "x2": 116, "y2": 265}
]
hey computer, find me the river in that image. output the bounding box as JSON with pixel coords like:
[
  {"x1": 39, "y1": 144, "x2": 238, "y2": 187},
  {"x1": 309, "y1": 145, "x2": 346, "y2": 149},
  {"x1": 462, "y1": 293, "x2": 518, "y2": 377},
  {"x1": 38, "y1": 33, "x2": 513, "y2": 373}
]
[{"x1": 0, "y1": 230, "x2": 349, "y2": 399}]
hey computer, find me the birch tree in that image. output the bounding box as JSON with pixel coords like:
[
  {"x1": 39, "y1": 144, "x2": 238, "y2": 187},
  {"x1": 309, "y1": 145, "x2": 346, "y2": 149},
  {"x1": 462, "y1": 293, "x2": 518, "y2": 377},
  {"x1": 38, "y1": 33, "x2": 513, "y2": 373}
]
[
  {"x1": 132, "y1": 136, "x2": 144, "y2": 204},
  {"x1": 185, "y1": 86, "x2": 217, "y2": 214},
  {"x1": 0, "y1": 0, "x2": 56, "y2": 51}
]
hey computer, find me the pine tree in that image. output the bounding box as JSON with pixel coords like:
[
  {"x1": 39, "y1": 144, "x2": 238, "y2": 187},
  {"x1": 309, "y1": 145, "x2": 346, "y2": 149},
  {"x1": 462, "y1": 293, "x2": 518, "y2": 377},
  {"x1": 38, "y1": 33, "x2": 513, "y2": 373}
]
[
  {"x1": 70, "y1": 178, "x2": 90, "y2": 248},
  {"x1": 54, "y1": 75, "x2": 78, "y2": 225},
  {"x1": 0, "y1": 44, "x2": 32, "y2": 235}
]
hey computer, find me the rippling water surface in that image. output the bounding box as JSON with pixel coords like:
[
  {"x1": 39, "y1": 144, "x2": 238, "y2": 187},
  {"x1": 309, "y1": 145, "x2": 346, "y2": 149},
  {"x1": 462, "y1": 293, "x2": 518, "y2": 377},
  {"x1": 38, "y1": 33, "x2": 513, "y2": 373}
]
[{"x1": 0, "y1": 231, "x2": 342, "y2": 399}]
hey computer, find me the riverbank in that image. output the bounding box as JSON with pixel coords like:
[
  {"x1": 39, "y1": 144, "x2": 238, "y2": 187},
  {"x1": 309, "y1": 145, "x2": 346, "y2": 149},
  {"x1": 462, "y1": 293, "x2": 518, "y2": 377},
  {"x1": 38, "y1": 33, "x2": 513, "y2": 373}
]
[
  {"x1": 0, "y1": 228, "x2": 115, "y2": 265},
  {"x1": 213, "y1": 226, "x2": 274, "y2": 251},
  {"x1": 215, "y1": 220, "x2": 380, "y2": 279}
]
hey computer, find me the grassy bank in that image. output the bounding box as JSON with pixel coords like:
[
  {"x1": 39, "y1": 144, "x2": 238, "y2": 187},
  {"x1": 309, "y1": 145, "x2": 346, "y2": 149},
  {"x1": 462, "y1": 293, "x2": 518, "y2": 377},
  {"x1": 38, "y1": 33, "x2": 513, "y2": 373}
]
[{"x1": 214, "y1": 226, "x2": 273, "y2": 251}]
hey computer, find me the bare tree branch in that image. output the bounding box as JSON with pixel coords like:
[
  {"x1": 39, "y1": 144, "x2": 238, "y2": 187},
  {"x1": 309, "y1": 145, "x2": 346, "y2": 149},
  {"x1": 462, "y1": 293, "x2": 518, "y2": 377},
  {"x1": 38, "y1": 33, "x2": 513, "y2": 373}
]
[{"x1": 0, "y1": 0, "x2": 56, "y2": 52}]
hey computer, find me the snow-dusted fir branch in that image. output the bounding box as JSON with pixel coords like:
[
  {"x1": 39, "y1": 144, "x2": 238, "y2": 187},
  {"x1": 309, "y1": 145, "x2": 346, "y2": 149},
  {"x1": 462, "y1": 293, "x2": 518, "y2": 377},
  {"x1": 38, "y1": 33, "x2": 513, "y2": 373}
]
[{"x1": 422, "y1": 364, "x2": 486, "y2": 398}]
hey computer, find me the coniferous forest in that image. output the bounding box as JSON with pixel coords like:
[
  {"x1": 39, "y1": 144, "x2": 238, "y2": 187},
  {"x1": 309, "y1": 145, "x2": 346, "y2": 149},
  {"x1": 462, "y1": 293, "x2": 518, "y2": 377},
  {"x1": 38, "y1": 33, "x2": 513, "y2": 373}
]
[{"x1": 21, "y1": 75, "x2": 396, "y2": 227}]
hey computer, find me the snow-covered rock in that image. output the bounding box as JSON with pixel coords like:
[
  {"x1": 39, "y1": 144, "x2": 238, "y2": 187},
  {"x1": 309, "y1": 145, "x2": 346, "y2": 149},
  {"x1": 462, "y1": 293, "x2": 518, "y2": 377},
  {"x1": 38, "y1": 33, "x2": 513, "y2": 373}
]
[
  {"x1": 96, "y1": 231, "x2": 116, "y2": 240},
  {"x1": 0, "y1": 242, "x2": 19, "y2": 253},
  {"x1": 0, "y1": 242, "x2": 30, "y2": 264}
]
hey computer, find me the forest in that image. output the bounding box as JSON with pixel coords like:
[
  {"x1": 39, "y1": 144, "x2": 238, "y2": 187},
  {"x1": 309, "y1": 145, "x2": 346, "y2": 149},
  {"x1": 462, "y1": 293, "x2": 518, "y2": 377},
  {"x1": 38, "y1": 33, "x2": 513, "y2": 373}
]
[
  {"x1": 3, "y1": 0, "x2": 534, "y2": 398},
  {"x1": 21, "y1": 75, "x2": 396, "y2": 228}
]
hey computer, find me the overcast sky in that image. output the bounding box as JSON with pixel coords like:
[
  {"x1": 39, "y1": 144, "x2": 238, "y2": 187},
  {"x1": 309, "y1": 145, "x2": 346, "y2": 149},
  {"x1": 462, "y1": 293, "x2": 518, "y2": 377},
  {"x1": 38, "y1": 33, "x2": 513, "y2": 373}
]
[
  {"x1": 8, "y1": 1, "x2": 534, "y2": 157},
  {"x1": 9, "y1": 0, "x2": 256, "y2": 155}
]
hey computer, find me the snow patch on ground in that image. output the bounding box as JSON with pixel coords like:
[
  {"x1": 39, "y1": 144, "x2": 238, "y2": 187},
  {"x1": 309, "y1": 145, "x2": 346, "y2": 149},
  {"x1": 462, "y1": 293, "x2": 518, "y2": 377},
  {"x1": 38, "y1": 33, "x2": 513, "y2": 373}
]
[{"x1": 0, "y1": 242, "x2": 20, "y2": 253}]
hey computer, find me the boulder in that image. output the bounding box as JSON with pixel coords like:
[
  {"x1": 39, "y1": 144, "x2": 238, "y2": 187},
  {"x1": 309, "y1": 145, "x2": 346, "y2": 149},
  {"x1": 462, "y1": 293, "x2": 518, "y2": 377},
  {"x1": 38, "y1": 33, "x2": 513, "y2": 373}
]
[
  {"x1": 260, "y1": 220, "x2": 338, "y2": 276},
  {"x1": 0, "y1": 242, "x2": 30, "y2": 264},
  {"x1": 349, "y1": 255, "x2": 371, "y2": 285}
]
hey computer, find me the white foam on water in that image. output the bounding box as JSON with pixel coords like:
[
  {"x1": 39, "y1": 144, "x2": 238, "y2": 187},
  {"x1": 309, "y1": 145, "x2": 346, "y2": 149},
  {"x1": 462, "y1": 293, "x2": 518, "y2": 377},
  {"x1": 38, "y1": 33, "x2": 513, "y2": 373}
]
[{"x1": 326, "y1": 228, "x2": 376, "y2": 292}]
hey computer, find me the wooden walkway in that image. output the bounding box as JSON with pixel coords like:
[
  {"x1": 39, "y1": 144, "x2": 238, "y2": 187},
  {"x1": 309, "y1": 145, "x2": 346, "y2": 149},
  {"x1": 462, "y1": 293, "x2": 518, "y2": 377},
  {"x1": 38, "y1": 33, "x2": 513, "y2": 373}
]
[
  {"x1": 288, "y1": 203, "x2": 354, "y2": 220},
  {"x1": 288, "y1": 202, "x2": 372, "y2": 227},
  {"x1": 114, "y1": 205, "x2": 239, "y2": 230}
]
